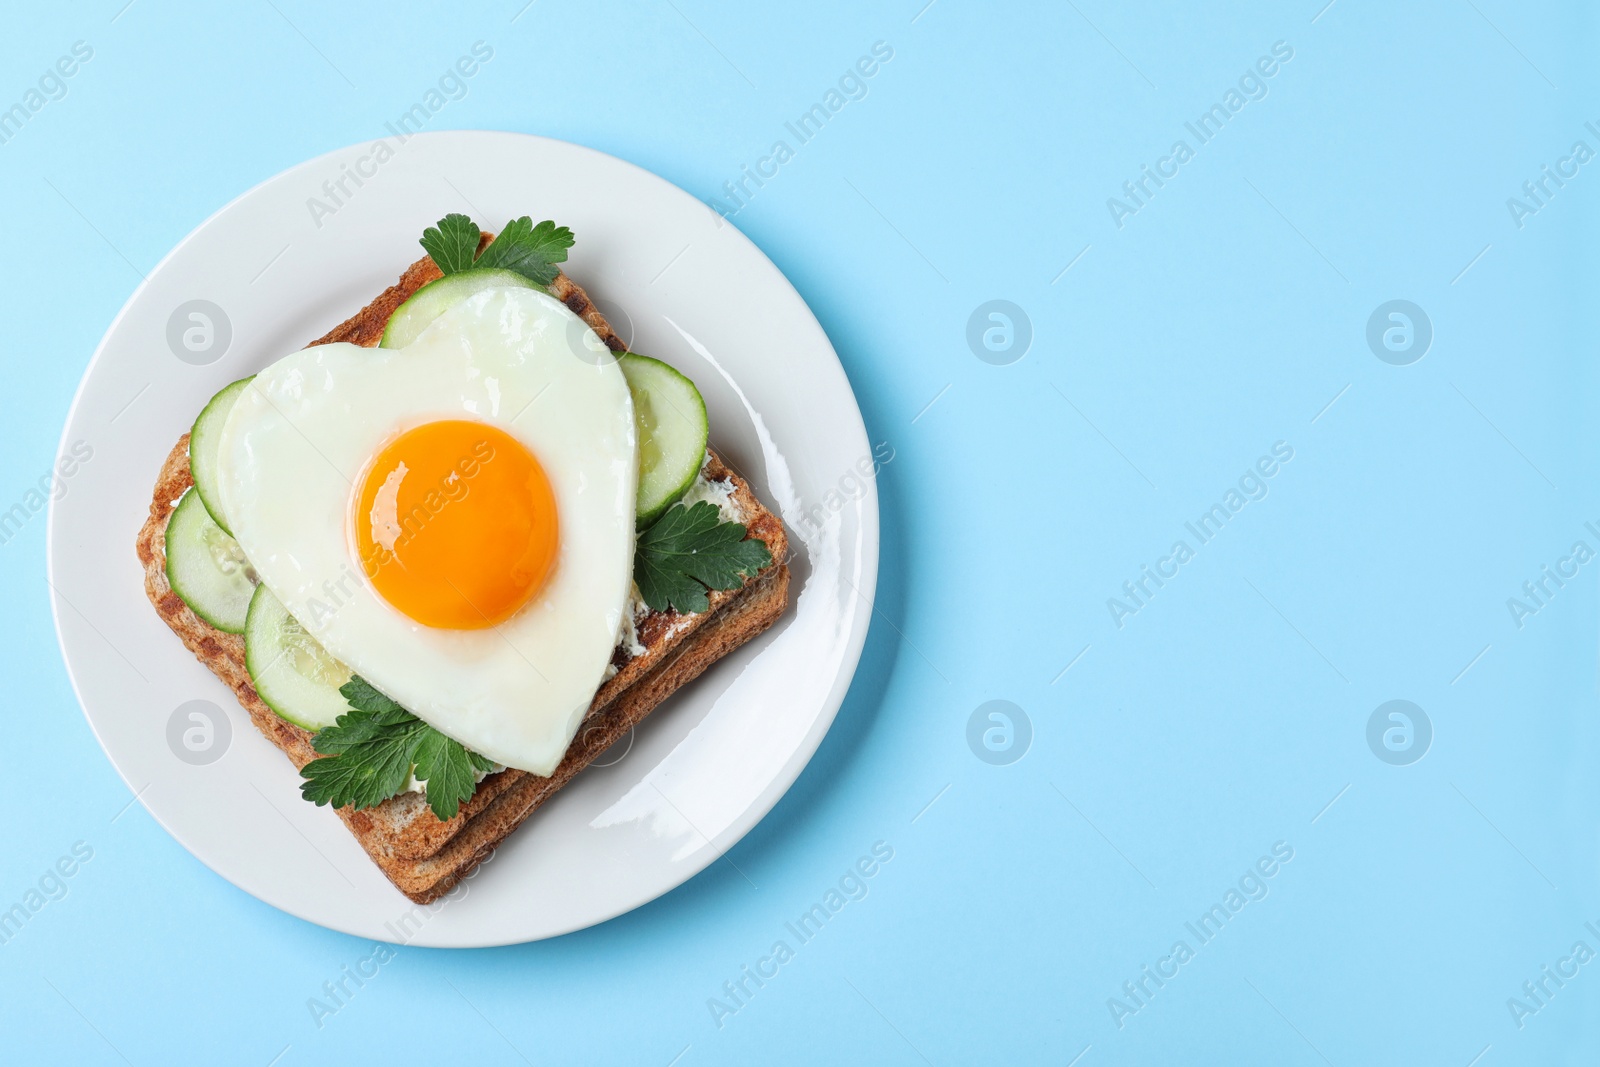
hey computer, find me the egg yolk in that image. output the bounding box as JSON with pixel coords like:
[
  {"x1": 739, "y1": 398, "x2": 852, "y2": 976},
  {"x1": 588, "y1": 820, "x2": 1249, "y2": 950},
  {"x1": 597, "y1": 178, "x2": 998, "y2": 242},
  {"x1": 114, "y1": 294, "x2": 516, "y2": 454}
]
[{"x1": 353, "y1": 420, "x2": 557, "y2": 629}]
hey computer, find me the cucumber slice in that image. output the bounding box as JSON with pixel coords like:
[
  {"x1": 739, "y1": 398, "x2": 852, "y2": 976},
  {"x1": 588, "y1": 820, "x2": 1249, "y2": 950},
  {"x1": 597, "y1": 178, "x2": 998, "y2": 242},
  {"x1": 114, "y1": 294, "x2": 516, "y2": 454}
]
[
  {"x1": 620, "y1": 352, "x2": 710, "y2": 528},
  {"x1": 165, "y1": 490, "x2": 258, "y2": 633},
  {"x1": 244, "y1": 584, "x2": 353, "y2": 732},
  {"x1": 189, "y1": 375, "x2": 254, "y2": 536},
  {"x1": 379, "y1": 268, "x2": 538, "y2": 349}
]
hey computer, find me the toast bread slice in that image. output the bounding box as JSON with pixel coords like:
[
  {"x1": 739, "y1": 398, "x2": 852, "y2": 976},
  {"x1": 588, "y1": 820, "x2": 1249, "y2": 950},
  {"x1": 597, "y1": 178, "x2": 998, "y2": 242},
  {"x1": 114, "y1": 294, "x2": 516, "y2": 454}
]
[{"x1": 136, "y1": 253, "x2": 790, "y2": 904}]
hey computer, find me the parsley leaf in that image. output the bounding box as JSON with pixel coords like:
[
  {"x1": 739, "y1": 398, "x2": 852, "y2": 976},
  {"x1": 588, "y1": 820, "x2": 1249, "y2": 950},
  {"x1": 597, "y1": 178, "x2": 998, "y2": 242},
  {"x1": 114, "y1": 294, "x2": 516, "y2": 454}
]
[
  {"x1": 417, "y1": 213, "x2": 575, "y2": 287},
  {"x1": 409, "y1": 730, "x2": 482, "y2": 822},
  {"x1": 634, "y1": 501, "x2": 772, "y2": 615},
  {"x1": 298, "y1": 708, "x2": 421, "y2": 812},
  {"x1": 338, "y1": 675, "x2": 407, "y2": 716},
  {"x1": 473, "y1": 217, "x2": 575, "y2": 286},
  {"x1": 298, "y1": 676, "x2": 493, "y2": 822},
  {"x1": 419, "y1": 213, "x2": 481, "y2": 275}
]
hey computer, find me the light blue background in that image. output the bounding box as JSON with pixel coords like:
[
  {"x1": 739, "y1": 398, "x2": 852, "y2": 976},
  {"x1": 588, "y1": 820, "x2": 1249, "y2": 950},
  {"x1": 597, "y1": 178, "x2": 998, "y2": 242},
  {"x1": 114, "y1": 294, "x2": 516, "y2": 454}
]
[{"x1": 4, "y1": 1, "x2": 1597, "y2": 1063}]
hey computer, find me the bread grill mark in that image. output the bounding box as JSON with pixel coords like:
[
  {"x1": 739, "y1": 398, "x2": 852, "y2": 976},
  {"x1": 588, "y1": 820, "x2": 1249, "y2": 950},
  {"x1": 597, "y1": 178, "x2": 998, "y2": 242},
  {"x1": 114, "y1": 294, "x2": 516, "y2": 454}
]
[{"x1": 136, "y1": 250, "x2": 789, "y2": 903}]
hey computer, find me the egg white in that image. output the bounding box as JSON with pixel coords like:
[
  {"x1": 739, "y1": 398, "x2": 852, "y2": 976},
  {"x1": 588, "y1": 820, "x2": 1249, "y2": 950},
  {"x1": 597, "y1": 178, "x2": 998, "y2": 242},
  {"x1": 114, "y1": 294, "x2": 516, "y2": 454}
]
[{"x1": 215, "y1": 287, "x2": 637, "y2": 776}]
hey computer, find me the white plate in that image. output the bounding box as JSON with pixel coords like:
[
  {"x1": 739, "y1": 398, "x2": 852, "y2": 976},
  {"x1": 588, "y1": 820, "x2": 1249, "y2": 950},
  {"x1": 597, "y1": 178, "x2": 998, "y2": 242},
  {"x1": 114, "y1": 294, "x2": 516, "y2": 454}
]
[{"x1": 48, "y1": 132, "x2": 877, "y2": 946}]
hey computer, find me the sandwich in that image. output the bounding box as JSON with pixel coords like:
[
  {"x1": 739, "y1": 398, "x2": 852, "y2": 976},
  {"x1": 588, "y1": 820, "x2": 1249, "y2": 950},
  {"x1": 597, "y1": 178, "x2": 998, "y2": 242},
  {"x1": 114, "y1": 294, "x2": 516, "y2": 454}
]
[{"x1": 135, "y1": 214, "x2": 790, "y2": 904}]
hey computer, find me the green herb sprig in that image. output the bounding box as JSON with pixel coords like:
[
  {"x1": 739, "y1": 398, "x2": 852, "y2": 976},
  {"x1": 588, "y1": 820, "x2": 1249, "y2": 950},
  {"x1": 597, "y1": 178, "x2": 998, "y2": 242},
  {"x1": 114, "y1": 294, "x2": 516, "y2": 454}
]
[
  {"x1": 633, "y1": 501, "x2": 772, "y2": 615},
  {"x1": 419, "y1": 212, "x2": 575, "y2": 287},
  {"x1": 299, "y1": 677, "x2": 496, "y2": 821}
]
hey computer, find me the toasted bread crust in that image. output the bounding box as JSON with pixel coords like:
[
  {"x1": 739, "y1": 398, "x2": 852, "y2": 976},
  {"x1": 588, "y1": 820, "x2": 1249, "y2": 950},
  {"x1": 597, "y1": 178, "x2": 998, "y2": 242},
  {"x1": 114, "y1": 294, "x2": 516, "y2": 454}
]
[{"x1": 137, "y1": 254, "x2": 788, "y2": 903}]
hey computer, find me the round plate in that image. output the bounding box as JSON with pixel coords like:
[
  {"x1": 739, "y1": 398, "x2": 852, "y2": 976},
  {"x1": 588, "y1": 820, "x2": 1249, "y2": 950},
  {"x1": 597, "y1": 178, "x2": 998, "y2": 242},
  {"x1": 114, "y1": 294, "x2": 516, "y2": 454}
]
[{"x1": 48, "y1": 132, "x2": 878, "y2": 946}]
